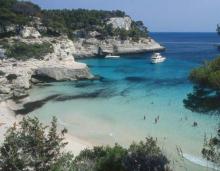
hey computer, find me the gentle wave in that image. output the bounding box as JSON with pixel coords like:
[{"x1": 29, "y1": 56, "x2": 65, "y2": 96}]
[{"x1": 183, "y1": 153, "x2": 220, "y2": 170}]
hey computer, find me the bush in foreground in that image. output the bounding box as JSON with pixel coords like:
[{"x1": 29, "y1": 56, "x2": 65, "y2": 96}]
[
  {"x1": 202, "y1": 125, "x2": 220, "y2": 165},
  {"x1": 0, "y1": 117, "x2": 170, "y2": 171},
  {"x1": 0, "y1": 117, "x2": 72, "y2": 171},
  {"x1": 75, "y1": 139, "x2": 170, "y2": 171}
]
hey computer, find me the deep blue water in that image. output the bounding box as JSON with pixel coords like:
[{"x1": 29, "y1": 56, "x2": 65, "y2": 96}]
[
  {"x1": 151, "y1": 32, "x2": 220, "y2": 62},
  {"x1": 29, "y1": 33, "x2": 220, "y2": 171},
  {"x1": 78, "y1": 33, "x2": 220, "y2": 98}
]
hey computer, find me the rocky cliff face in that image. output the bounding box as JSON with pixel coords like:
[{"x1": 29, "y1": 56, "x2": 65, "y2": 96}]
[
  {"x1": 0, "y1": 23, "x2": 164, "y2": 101},
  {"x1": 73, "y1": 37, "x2": 164, "y2": 58},
  {"x1": 0, "y1": 60, "x2": 92, "y2": 101},
  {"x1": 0, "y1": 35, "x2": 93, "y2": 101},
  {"x1": 20, "y1": 26, "x2": 41, "y2": 38},
  {"x1": 107, "y1": 17, "x2": 132, "y2": 31},
  {"x1": 70, "y1": 16, "x2": 164, "y2": 57}
]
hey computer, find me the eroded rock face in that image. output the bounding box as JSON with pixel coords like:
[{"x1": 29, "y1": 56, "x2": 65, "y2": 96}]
[
  {"x1": 46, "y1": 36, "x2": 76, "y2": 61},
  {"x1": 4, "y1": 25, "x2": 17, "y2": 33},
  {"x1": 20, "y1": 27, "x2": 41, "y2": 38},
  {"x1": 13, "y1": 74, "x2": 32, "y2": 89},
  {"x1": 73, "y1": 37, "x2": 165, "y2": 58},
  {"x1": 0, "y1": 58, "x2": 93, "y2": 101},
  {"x1": 0, "y1": 36, "x2": 93, "y2": 101},
  {"x1": 107, "y1": 17, "x2": 132, "y2": 31},
  {"x1": 0, "y1": 86, "x2": 11, "y2": 94},
  {"x1": 36, "y1": 66, "x2": 92, "y2": 81}
]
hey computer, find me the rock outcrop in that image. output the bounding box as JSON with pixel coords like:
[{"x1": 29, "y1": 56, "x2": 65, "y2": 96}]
[
  {"x1": 20, "y1": 27, "x2": 41, "y2": 38},
  {"x1": 0, "y1": 58, "x2": 92, "y2": 101},
  {"x1": 35, "y1": 60, "x2": 92, "y2": 81},
  {"x1": 73, "y1": 37, "x2": 165, "y2": 58},
  {"x1": 0, "y1": 36, "x2": 93, "y2": 101},
  {"x1": 107, "y1": 17, "x2": 132, "y2": 31}
]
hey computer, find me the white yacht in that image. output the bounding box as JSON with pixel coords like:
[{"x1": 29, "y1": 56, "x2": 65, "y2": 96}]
[
  {"x1": 151, "y1": 53, "x2": 166, "y2": 64},
  {"x1": 105, "y1": 54, "x2": 120, "y2": 58}
]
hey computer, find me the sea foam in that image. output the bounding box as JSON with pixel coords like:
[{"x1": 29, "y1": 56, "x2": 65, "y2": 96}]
[{"x1": 183, "y1": 153, "x2": 220, "y2": 171}]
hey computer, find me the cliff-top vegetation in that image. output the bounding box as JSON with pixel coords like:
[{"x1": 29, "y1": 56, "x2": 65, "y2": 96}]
[{"x1": 0, "y1": 0, "x2": 148, "y2": 41}]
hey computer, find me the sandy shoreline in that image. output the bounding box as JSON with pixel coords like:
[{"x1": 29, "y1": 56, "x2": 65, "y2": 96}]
[
  {"x1": 0, "y1": 100, "x2": 92, "y2": 156},
  {"x1": 0, "y1": 101, "x2": 18, "y2": 142}
]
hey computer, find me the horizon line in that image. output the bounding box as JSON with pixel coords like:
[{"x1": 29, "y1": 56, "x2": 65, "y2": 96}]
[{"x1": 150, "y1": 31, "x2": 216, "y2": 33}]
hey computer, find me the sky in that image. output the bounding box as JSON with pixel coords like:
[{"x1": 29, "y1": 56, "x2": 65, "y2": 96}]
[{"x1": 30, "y1": 0, "x2": 219, "y2": 32}]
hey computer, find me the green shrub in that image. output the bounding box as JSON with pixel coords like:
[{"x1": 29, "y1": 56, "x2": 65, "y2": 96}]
[
  {"x1": 189, "y1": 57, "x2": 220, "y2": 90},
  {"x1": 5, "y1": 42, "x2": 54, "y2": 60},
  {"x1": 0, "y1": 0, "x2": 34, "y2": 31},
  {"x1": 76, "y1": 137, "x2": 170, "y2": 171},
  {"x1": 123, "y1": 137, "x2": 169, "y2": 171},
  {"x1": 0, "y1": 117, "x2": 72, "y2": 171},
  {"x1": 186, "y1": 56, "x2": 220, "y2": 164},
  {"x1": 50, "y1": 153, "x2": 76, "y2": 171},
  {"x1": 6, "y1": 73, "x2": 17, "y2": 81},
  {"x1": 0, "y1": 117, "x2": 170, "y2": 171},
  {"x1": 202, "y1": 125, "x2": 220, "y2": 165},
  {"x1": 76, "y1": 145, "x2": 127, "y2": 171},
  {"x1": 12, "y1": 1, "x2": 41, "y2": 17},
  {"x1": 184, "y1": 57, "x2": 220, "y2": 114},
  {"x1": 0, "y1": 70, "x2": 5, "y2": 76}
]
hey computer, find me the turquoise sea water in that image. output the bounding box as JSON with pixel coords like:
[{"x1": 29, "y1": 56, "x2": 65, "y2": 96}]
[{"x1": 28, "y1": 33, "x2": 220, "y2": 170}]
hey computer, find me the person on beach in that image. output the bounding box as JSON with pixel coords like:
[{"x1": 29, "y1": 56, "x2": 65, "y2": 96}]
[
  {"x1": 144, "y1": 116, "x2": 146, "y2": 120},
  {"x1": 192, "y1": 121, "x2": 198, "y2": 127}
]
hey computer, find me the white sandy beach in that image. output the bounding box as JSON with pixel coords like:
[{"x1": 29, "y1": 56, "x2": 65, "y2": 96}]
[{"x1": 0, "y1": 101, "x2": 18, "y2": 142}]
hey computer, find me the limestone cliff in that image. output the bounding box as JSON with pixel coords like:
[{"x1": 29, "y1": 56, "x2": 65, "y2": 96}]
[
  {"x1": 107, "y1": 17, "x2": 132, "y2": 31},
  {"x1": 73, "y1": 37, "x2": 164, "y2": 58},
  {"x1": 0, "y1": 35, "x2": 93, "y2": 101}
]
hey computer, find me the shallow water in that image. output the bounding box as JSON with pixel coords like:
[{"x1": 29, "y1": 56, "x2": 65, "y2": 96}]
[{"x1": 28, "y1": 33, "x2": 220, "y2": 170}]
